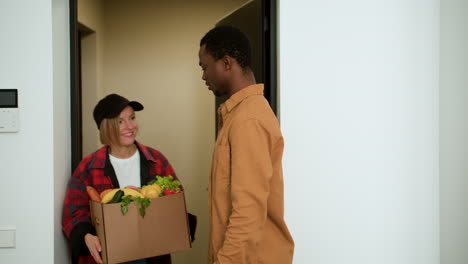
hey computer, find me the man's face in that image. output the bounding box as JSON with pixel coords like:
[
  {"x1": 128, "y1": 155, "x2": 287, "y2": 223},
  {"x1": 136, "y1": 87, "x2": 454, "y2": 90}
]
[{"x1": 198, "y1": 44, "x2": 228, "y2": 97}]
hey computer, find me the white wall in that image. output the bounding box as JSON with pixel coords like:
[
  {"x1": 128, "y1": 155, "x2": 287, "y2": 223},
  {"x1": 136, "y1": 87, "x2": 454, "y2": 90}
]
[
  {"x1": 440, "y1": 1, "x2": 468, "y2": 264},
  {"x1": 279, "y1": 1, "x2": 439, "y2": 264},
  {"x1": 0, "y1": 0, "x2": 69, "y2": 263},
  {"x1": 52, "y1": 0, "x2": 71, "y2": 263}
]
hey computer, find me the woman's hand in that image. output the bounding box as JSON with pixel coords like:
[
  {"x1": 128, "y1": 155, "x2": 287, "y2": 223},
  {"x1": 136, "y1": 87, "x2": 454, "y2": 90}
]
[{"x1": 84, "y1": 233, "x2": 103, "y2": 264}]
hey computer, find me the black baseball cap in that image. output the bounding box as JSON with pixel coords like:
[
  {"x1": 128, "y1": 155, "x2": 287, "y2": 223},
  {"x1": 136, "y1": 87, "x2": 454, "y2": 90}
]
[{"x1": 93, "y1": 94, "x2": 144, "y2": 129}]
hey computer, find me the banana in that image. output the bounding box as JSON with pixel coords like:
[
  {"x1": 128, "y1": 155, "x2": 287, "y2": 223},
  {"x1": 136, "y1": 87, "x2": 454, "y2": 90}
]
[
  {"x1": 101, "y1": 188, "x2": 144, "y2": 204},
  {"x1": 101, "y1": 189, "x2": 121, "y2": 204},
  {"x1": 122, "y1": 188, "x2": 144, "y2": 199}
]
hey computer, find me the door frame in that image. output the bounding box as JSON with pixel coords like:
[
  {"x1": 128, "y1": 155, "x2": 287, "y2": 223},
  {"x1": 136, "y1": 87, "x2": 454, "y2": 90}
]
[
  {"x1": 264, "y1": 0, "x2": 278, "y2": 114},
  {"x1": 69, "y1": 0, "x2": 81, "y2": 170}
]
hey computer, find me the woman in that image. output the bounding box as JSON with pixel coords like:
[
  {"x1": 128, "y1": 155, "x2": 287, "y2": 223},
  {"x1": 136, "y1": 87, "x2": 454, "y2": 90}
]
[{"x1": 62, "y1": 94, "x2": 176, "y2": 264}]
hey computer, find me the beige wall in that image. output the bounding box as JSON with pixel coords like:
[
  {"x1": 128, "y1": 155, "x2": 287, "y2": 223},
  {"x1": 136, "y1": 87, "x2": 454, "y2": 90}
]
[
  {"x1": 78, "y1": 0, "x2": 248, "y2": 263},
  {"x1": 78, "y1": 0, "x2": 103, "y2": 30}
]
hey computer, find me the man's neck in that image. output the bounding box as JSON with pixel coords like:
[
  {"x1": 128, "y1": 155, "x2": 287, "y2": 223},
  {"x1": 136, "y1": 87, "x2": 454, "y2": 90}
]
[{"x1": 228, "y1": 70, "x2": 256, "y2": 97}]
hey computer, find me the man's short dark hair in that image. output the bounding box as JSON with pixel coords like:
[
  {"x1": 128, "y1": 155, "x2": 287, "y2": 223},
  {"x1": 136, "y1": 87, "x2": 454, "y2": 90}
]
[{"x1": 200, "y1": 25, "x2": 252, "y2": 69}]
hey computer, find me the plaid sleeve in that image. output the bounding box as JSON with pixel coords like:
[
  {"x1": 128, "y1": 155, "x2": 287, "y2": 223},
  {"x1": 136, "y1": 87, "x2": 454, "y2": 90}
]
[{"x1": 62, "y1": 160, "x2": 92, "y2": 239}]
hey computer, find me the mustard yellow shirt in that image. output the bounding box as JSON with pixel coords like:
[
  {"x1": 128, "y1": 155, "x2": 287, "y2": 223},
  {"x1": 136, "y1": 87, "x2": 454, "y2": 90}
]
[{"x1": 208, "y1": 84, "x2": 294, "y2": 264}]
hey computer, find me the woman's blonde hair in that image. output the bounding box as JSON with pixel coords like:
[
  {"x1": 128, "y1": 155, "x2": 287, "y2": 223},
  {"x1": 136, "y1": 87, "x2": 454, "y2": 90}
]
[{"x1": 99, "y1": 117, "x2": 120, "y2": 146}]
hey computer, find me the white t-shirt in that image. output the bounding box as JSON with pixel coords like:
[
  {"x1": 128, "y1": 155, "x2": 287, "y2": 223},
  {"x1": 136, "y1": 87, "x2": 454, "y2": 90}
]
[{"x1": 109, "y1": 150, "x2": 141, "y2": 188}]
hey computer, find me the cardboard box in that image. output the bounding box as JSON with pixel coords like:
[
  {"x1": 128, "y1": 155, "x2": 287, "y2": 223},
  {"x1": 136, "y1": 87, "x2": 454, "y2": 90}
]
[{"x1": 90, "y1": 192, "x2": 191, "y2": 264}]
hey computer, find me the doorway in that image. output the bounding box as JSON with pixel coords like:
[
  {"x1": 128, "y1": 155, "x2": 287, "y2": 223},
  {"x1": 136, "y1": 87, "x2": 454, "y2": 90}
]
[{"x1": 68, "y1": 0, "x2": 277, "y2": 263}]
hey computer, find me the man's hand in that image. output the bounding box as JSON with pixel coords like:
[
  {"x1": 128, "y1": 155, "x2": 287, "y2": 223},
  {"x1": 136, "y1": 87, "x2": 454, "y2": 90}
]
[{"x1": 84, "y1": 233, "x2": 103, "y2": 264}]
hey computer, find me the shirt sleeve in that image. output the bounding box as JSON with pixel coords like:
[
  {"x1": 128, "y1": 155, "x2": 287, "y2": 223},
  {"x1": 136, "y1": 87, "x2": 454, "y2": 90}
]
[
  {"x1": 216, "y1": 119, "x2": 274, "y2": 262},
  {"x1": 62, "y1": 162, "x2": 93, "y2": 239}
]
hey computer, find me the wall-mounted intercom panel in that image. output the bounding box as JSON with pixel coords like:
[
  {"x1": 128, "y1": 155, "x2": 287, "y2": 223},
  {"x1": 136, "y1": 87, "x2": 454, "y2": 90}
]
[{"x1": 0, "y1": 89, "x2": 19, "y2": 133}]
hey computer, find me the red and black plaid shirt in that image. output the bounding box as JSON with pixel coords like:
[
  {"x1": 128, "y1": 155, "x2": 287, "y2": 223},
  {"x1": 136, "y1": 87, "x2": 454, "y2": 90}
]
[{"x1": 62, "y1": 141, "x2": 178, "y2": 264}]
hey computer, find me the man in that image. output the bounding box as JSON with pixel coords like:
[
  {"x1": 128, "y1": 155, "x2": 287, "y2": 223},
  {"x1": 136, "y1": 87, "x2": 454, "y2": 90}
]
[{"x1": 199, "y1": 25, "x2": 294, "y2": 264}]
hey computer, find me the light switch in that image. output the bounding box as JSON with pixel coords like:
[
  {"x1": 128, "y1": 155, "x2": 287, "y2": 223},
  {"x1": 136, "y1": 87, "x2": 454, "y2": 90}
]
[{"x1": 0, "y1": 228, "x2": 15, "y2": 248}]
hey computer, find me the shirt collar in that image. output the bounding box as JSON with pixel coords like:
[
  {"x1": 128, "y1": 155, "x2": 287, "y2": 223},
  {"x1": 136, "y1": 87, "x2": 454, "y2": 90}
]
[
  {"x1": 217, "y1": 84, "x2": 263, "y2": 130},
  {"x1": 221, "y1": 84, "x2": 264, "y2": 114},
  {"x1": 135, "y1": 141, "x2": 158, "y2": 163},
  {"x1": 89, "y1": 141, "x2": 156, "y2": 169}
]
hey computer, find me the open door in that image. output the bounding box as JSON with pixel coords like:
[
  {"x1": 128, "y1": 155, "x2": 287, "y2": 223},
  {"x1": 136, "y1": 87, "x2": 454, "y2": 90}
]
[{"x1": 215, "y1": 0, "x2": 277, "y2": 135}]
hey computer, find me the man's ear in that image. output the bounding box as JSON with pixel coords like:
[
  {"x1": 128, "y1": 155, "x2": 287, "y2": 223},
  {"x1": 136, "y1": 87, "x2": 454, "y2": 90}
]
[{"x1": 222, "y1": 55, "x2": 234, "y2": 70}]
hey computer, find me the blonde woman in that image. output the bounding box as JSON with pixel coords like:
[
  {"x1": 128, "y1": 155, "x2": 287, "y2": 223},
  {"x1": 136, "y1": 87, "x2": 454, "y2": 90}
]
[{"x1": 62, "y1": 94, "x2": 177, "y2": 264}]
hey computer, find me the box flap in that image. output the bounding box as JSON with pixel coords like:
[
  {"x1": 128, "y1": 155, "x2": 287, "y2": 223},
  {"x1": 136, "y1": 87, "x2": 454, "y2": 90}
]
[{"x1": 90, "y1": 200, "x2": 109, "y2": 263}]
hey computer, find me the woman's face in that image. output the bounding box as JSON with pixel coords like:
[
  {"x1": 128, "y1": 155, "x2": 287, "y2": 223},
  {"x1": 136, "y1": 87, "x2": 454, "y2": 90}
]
[{"x1": 114, "y1": 106, "x2": 138, "y2": 148}]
